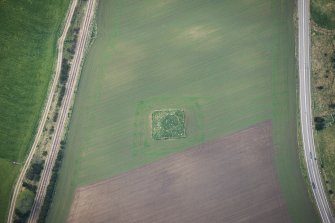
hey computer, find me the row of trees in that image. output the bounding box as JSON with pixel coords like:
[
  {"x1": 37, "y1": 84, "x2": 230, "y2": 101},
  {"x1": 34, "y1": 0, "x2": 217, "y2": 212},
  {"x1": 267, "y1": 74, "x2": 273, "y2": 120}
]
[
  {"x1": 38, "y1": 141, "x2": 66, "y2": 223},
  {"x1": 15, "y1": 2, "x2": 85, "y2": 222},
  {"x1": 14, "y1": 188, "x2": 35, "y2": 223},
  {"x1": 26, "y1": 161, "x2": 44, "y2": 181},
  {"x1": 56, "y1": 22, "x2": 80, "y2": 111},
  {"x1": 14, "y1": 160, "x2": 45, "y2": 222},
  {"x1": 34, "y1": 5, "x2": 82, "y2": 223}
]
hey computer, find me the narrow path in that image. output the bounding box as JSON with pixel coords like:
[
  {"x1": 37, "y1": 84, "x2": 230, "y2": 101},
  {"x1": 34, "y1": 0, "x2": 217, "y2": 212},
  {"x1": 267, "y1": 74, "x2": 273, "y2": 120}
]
[
  {"x1": 6, "y1": 0, "x2": 78, "y2": 222},
  {"x1": 298, "y1": 0, "x2": 334, "y2": 222},
  {"x1": 27, "y1": 0, "x2": 96, "y2": 222}
]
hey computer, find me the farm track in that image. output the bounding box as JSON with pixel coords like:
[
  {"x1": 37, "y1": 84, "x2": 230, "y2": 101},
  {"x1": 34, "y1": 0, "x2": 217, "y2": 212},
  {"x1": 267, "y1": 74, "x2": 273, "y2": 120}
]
[
  {"x1": 26, "y1": 0, "x2": 96, "y2": 222},
  {"x1": 298, "y1": 0, "x2": 334, "y2": 222},
  {"x1": 6, "y1": 0, "x2": 79, "y2": 222}
]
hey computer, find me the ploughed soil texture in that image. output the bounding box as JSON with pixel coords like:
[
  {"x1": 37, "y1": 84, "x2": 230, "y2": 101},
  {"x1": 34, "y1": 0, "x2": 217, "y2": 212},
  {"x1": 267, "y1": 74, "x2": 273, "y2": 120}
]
[{"x1": 67, "y1": 121, "x2": 291, "y2": 223}]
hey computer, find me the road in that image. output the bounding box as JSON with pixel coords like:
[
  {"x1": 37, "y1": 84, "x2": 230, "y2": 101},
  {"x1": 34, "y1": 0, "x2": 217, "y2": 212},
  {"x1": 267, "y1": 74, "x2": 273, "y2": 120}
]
[
  {"x1": 26, "y1": 0, "x2": 96, "y2": 222},
  {"x1": 298, "y1": 0, "x2": 334, "y2": 222},
  {"x1": 6, "y1": 0, "x2": 78, "y2": 222}
]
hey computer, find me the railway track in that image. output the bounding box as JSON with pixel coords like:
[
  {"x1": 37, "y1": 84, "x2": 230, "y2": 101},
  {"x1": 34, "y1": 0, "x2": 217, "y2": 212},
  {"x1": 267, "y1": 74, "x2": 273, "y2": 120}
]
[
  {"x1": 27, "y1": 0, "x2": 97, "y2": 222},
  {"x1": 6, "y1": 1, "x2": 78, "y2": 222}
]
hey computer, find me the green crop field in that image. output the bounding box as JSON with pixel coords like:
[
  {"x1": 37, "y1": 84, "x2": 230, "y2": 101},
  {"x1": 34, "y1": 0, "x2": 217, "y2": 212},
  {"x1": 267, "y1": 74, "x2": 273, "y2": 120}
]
[
  {"x1": 47, "y1": 1, "x2": 319, "y2": 223},
  {"x1": 0, "y1": 0, "x2": 69, "y2": 221}
]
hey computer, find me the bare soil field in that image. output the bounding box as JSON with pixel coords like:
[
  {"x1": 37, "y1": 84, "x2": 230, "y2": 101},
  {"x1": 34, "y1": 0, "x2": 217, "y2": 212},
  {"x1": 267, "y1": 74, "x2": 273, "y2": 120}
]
[{"x1": 67, "y1": 121, "x2": 291, "y2": 223}]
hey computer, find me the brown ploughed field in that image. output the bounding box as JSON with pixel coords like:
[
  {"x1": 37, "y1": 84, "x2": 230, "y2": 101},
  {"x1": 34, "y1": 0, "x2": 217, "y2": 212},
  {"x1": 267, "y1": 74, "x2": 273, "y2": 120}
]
[{"x1": 67, "y1": 121, "x2": 291, "y2": 223}]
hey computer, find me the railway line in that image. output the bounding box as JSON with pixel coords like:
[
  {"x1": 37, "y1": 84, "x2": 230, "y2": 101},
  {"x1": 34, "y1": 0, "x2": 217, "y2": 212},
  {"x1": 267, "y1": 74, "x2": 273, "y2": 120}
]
[
  {"x1": 27, "y1": 0, "x2": 97, "y2": 222},
  {"x1": 6, "y1": 1, "x2": 79, "y2": 222}
]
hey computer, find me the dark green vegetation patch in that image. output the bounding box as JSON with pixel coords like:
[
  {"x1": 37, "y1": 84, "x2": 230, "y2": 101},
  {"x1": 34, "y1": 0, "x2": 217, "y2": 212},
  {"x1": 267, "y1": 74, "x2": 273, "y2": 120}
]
[
  {"x1": 152, "y1": 110, "x2": 186, "y2": 140},
  {"x1": 14, "y1": 189, "x2": 34, "y2": 223},
  {"x1": 311, "y1": 0, "x2": 335, "y2": 30}
]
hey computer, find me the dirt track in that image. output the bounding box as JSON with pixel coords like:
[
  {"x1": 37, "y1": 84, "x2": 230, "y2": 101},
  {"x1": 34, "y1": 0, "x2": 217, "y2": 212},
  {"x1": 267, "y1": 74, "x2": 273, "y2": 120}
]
[
  {"x1": 27, "y1": 0, "x2": 97, "y2": 222},
  {"x1": 6, "y1": 1, "x2": 79, "y2": 222},
  {"x1": 67, "y1": 121, "x2": 291, "y2": 223}
]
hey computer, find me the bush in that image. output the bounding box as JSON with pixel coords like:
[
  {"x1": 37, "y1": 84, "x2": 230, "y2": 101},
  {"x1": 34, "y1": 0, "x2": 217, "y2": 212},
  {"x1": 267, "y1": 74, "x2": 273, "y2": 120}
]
[
  {"x1": 60, "y1": 59, "x2": 69, "y2": 84},
  {"x1": 22, "y1": 182, "x2": 37, "y2": 193},
  {"x1": 57, "y1": 85, "x2": 66, "y2": 107},
  {"x1": 314, "y1": 116, "x2": 326, "y2": 131},
  {"x1": 14, "y1": 189, "x2": 35, "y2": 223},
  {"x1": 26, "y1": 161, "x2": 44, "y2": 181},
  {"x1": 331, "y1": 51, "x2": 335, "y2": 71},
  {"x1": 53, "y1": 111, "x2": 58, "y2": 122},
  {"x1": 37, "y1": 144, "x2": 65, "y2": 223},
  {"x1": 49, "y1": 126, "x2": 54, "y2": 134}
]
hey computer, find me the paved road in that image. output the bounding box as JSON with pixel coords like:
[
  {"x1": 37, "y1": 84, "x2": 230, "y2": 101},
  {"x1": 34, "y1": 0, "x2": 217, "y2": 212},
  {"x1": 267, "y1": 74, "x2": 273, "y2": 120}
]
[
  {"x1": 298, "y1": 0, "x2": 334, "y2": 222},
  {"x1": 27, "y1": 0, "x2": 96, "y2": 222},
  {"x1": 6, "y1": 1, "x2": 78, "y2": 222}
]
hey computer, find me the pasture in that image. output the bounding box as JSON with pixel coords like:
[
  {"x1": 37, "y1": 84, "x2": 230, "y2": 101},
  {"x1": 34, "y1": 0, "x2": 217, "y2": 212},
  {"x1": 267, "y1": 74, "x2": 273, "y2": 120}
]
[
  {"x1": 0, "y1": 0, "x2": 69, "y2": 221},
  {"x1": 47, "y1": 0, "x2": 319, "y2": 222}
]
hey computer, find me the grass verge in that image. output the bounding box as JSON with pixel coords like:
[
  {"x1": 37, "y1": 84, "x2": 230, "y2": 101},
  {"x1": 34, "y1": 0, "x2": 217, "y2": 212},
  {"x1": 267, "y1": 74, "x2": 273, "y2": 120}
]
[
  {"x1": 311, "y1": 0, "x2": 335, "y2": 30},
  {"x1": 310, "y1": 4, "x2": 335, "y2": 211}
]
